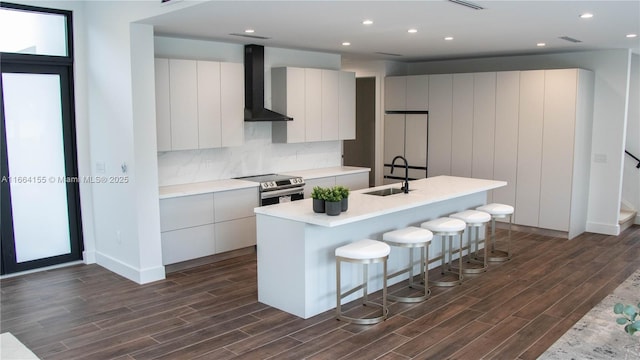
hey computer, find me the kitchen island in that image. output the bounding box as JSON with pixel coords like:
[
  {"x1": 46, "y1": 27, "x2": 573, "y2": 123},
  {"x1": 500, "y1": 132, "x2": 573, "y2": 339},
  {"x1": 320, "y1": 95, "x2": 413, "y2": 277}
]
[{"x1": 254, "y1": 176, "x2": 506, "y2": 319}]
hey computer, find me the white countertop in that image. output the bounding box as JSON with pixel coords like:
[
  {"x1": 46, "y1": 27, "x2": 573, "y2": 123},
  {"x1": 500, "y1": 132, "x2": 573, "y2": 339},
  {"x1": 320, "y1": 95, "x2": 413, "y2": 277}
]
[
  {"x1": 158, "y1": 166, "x2": 369, "y2": 199},
  {"x1": 159, "y1": 179, "x2": 258, "y2": 199},
  {"x1": 254, "y1": 176, "x2": 506, "y2": 227}
]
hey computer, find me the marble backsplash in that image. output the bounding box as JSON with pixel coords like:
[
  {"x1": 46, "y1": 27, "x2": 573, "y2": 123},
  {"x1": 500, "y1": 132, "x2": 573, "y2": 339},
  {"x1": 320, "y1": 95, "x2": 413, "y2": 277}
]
[{"x1": 157, "y1": 122, "x2": 342, "y2": 186}]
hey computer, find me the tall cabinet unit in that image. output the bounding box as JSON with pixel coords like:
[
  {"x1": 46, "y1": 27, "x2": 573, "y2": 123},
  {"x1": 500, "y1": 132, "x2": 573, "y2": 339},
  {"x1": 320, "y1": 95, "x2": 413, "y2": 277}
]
[
  {"x1": 514, "y1": 70, "x2": 545, "y2": 228},
  {"x1": 492, "y1": 71, "x2": 520, "y2": 208},
  {"x1": 427, "y1": 74, "x2": 453, "y2": 177},
  {"x1": 451, "y1": 73, "x2": 474, "y2": 178},
  {"x1": 154, "y1": 58, "x2": 244, "y2": 151},
  {"x1": 383, "y1": 75, "x2": 429, "y2": 183},
  {"x1": 272, "y1": 67, "x2": 355, "y2": 143}
]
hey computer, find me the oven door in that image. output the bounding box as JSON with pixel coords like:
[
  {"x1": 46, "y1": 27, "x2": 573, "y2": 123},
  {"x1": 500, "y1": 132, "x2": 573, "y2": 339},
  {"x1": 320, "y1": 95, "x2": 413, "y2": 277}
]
[{"x1": 260, "y1": 187, "x2": 304, "y2": 206}]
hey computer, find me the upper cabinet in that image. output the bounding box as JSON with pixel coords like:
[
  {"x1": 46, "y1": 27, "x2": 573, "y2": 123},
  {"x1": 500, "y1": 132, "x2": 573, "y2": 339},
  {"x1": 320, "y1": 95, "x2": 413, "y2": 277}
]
[
  {"x1": 272, "y1": 67, "x2": 356, "y2": 143},
  {"x1": 384, "y1": 75, "x2": 429, "y2": 111},
  {"x1": 154, "y1": 58, "x2": 244, "y2": 152}
]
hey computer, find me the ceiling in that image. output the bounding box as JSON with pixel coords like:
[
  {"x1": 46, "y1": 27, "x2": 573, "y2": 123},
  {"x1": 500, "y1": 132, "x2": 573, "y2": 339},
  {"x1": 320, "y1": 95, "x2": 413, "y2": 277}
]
[{"x1": 145, "y1": 0, "x2": 640, "y2": 62}]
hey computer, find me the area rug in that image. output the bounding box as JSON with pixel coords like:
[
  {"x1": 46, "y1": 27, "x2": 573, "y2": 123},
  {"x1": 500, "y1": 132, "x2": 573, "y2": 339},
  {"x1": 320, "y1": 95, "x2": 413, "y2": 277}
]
[
  {"x1": 0, "y1": 332, "x2": 40, "y2": 360},
  {"x1": 539, "y1": 269, "x2": 640, "y2": 359}
]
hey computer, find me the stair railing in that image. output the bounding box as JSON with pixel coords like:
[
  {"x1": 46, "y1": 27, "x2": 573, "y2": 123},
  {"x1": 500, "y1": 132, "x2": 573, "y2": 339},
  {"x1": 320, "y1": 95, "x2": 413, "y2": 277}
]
[{"x1": 625, "y1": 150, "x2": 640, "y2": 169}]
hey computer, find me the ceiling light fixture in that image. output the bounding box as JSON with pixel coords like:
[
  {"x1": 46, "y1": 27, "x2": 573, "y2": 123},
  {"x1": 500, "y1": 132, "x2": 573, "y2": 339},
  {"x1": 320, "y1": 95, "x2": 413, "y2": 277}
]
[
  {"x1": 244, "y1": 29, "x2": 255, "y2": 33},
  {"x1": 627, "y1": 33, "x2": 638, "y2": 38},
  {"x1": 579, "y1": 13, "x2": 594, "y2": 19},
  {"x1": 408, "y1": 29, "x2": 418, "y2": 34},
  {"x1": 537, "y1": 42, "x2": 546, "y2": 47},
  {"x1": 362, "y1": 19, "x2": 373, "y2": 25},
  {"x1": 444, "y1": 36, "x2": 454, "y2": 41},
  {"x1": 342, "y1": 42, "x2": 351, "y2": 46}
]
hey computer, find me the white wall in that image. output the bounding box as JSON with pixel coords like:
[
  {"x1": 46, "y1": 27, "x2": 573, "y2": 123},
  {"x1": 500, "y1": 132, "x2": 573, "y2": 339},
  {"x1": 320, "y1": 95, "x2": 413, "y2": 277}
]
[
  {"x1": 154, "y1": 37, "x2": 343, "y2": 186},
  {"x1": 408, "y1": 49, "x2": 634, "y2": 235},
  {"x1": 622, "y1": 53, "x2": 640, "y2": 220}
]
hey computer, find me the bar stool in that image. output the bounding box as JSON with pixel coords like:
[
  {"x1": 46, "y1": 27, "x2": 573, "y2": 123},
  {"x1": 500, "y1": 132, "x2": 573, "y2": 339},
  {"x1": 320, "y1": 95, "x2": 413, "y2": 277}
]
[
  {"x1": 449, "y1": 210, "x2": 491, "y2": 274},
  {"x1": 382, "y1": 227, "x2": 433, "y2": 303},
  {"x1": 476, "y1": 203, "x2": 514, "y2": 262},
  {"x1": 335, "y1": 239, "x2": 390, "y2": 324},
  {"x1": 420, "y1": 218, "x2": 466, "y2": 286}
]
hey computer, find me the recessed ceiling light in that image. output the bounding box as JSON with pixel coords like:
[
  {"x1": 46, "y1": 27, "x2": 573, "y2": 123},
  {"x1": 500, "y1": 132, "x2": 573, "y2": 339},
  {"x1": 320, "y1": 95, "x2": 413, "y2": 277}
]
[
  {"x1": 537, "y1": 42, "x2": 546, "y2": 47},
  {"x1": 408, "y1": 29, "x2": 418, "y2": 34},
  {"x1": 245, "y1": 29, "x2": 255, "y2": 33},
  {"x1": 579, "y1": 13, "x2": 594, "y2": 19},
  {"x1": 627, "y1": 33, "x2": 638, "y2": 38},
  {"x1": 362, "y1": 19, "x2": 373, "y2": 25},
  {"x1": 444, "y1": 36, "x2": 454, "y2": 41},
  {"x1": 342, "y1": 42, "x2": 351, "y2": 46}
]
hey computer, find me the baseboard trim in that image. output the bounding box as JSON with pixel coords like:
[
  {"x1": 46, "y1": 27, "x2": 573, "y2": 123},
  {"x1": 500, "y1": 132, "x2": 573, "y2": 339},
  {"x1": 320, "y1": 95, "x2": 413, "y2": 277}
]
[
  {"x1": 585, "y1": 222, "x2": 620, "y2": 236},
  {"x1": 95, "y1": 252, "x2": 165, "y2": 284},
  {"x1": 83, "y1": 250, "x2": 96, "y2": 264}
]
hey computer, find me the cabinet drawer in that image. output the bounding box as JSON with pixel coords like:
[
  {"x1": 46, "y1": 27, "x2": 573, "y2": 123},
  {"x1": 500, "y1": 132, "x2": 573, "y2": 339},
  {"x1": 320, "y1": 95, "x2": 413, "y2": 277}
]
[
  {"x1": 215, "y1": 217, "x2": 256, "y2": 253},
  {"x1": 214, "y1": 188, "x2": 259, "y2": 222},
  {"x1": 161, "y1": 224, "x2": 215, "y2": 265},
  {"x1": 160, "y1": 193, "x2": 214, "y2": 232}
]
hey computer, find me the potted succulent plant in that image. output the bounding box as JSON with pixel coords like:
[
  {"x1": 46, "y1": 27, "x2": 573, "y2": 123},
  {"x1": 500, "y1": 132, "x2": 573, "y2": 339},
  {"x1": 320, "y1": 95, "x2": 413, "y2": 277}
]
[
  {"x1": 334, "y1": 185, "x2": 350, "y2": 212},
  {"x1": 311, "y1": 186, "x2": 326, "y2": 213},
  {"x1": 322, "y1": 187, "x2": 343, "y2": 216}
]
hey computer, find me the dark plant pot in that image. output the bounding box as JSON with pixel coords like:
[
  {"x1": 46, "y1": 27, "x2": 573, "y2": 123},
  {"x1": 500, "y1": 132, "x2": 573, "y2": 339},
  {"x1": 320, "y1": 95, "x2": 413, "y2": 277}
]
[
  {"x1": 341, "y1": 197, "x2": 348, "y2": 212},
  {"x1": 312, "y1": 198, "x2": 325, "y2": 213},
  {"x1": 325, "y1": 200, "x2": 342, "y2": 216}
]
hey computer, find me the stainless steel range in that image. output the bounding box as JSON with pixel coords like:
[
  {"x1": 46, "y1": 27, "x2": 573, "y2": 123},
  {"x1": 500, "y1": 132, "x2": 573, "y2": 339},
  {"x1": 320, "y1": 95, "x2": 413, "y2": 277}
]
[{"x1": 236, "y1": 174, "x2": 305, "y2": 206}]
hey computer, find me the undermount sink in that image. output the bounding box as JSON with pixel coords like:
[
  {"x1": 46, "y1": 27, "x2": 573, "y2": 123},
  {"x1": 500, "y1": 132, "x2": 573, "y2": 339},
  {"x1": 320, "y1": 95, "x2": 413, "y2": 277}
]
[{"x1": 363, "y1": 188, "x2": 410, "y2": 196}]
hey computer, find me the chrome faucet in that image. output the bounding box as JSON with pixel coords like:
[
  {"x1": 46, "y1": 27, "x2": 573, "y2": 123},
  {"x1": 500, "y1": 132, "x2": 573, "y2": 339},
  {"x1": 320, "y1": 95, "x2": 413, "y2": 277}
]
[{"x1": 390, "y1": 155, "x2": 410, "y2": 193}]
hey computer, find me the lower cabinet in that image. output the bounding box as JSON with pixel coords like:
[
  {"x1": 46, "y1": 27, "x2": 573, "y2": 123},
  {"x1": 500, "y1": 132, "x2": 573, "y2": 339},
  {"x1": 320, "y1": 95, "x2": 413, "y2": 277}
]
[
  {"x1": 303, "y1": 172, "x2": 369, "y2": 198},
  {"x1": 159, "y1": 187, "x2": 258, "y2": 265}
]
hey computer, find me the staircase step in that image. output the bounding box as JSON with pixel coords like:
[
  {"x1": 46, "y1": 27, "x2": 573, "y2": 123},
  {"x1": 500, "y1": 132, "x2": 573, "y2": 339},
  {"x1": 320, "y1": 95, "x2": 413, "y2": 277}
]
[{"x1": 619, "y1": 209, "x2": 636, "y2": 224}]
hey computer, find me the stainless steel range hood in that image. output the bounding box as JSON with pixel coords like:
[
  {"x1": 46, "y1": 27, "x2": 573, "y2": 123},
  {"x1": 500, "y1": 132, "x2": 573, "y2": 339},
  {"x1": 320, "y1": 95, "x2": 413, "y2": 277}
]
[{"x1": 244, "y1": 44, "x2": 293, "y2": 122}]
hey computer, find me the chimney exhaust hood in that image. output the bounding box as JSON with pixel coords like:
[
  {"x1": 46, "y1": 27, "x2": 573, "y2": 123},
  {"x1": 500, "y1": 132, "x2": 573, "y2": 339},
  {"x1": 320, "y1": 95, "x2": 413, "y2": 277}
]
[{"x1": 244, "y1": 44, "x2": 293, "y2": 122}]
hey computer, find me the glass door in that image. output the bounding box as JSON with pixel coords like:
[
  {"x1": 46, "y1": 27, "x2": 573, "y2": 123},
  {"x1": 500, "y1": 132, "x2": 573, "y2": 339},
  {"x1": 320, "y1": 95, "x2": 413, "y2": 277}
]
[{"x1": 1, "y1": 64, "x2": 83, "y2": 274}]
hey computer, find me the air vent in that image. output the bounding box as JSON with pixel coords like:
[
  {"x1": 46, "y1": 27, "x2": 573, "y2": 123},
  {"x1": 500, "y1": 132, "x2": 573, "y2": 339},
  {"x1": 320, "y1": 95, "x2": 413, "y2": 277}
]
[
  {"x1": 559, "y1": 36, "x2": 582, "y2": 43},
  {"x1": 448, "y1": 0, "x2": 484, "y2": 10},
  {"x1": 229, "y1": 33, "x2": 271, "y2": 40},
  {"x1": 375, "y1": 52, "x2": 403, "y2": 57}
]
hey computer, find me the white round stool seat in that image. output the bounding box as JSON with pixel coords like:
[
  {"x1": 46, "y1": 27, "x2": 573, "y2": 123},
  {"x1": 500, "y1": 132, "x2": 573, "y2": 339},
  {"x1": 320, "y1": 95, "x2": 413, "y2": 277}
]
[
  {"x1": 421, "y1": 217, "x2": 466, "y2": 233},
  {"x1": 383, "y1": 226, "x2": 433, "y2": 245},
  {"x1": 450, "y1": 210, "x2": 491, "y2": 225},
  {"x1": 476, "y1": 203, "x2": 514, "y2": 216},
  {"x1": 335, "y1": 239, "x2": 390, "y2": 260}
]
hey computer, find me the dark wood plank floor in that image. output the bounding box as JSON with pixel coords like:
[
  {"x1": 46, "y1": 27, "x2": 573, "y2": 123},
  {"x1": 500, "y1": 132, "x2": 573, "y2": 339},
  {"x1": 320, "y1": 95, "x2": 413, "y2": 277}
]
[{"x1": 2, "y1": 226, "x2": 639, "y2": 359}]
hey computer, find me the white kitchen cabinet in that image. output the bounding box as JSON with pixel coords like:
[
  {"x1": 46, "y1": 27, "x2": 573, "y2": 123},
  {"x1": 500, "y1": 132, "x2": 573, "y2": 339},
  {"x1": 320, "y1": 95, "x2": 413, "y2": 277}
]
[
  {"x1": 335, "y1": 172, "x2": 368, "y2": 191},
  {"x1": 169, "y1": 59, "x2": 199, "y2": 151},
  {"x1": 159, "y1": 193, "x2": 215, "y2": 265},
  {"x1": 472, "y1": 72, "x2": 497, "y2": 204},
  {"x1": 215, "y1": 217, "x2": 256, "y2": 253},
  {"x1": 197, "y1": 61, "x2": 222, "y2": 148},
  {"x1": 515, "y1": 70, "x2": 545, "y2": 227},
  {"x1": 272, "y1": 67, "x2": 312, "y2": 143},
  {"x1": 155, "y1": 58, "x2": 244, "y2": 151},
  {"x1": 538, "y1": 69, "x2": 594, "y2": 238},
  {"x1": 384, "y1": 75, "x2": 428, "y2": 111},
  {"x1": 214, "y1": 187, "x2": 258, "y2": 222},
  {"x1": 305, "y1": 69, "x2": 323, "y2": 142},
  {"x1": 161, "y1": 225, "x2": 215, "y2": 265},
  {"x1": 155, "y1": 58, "x2": 171, "y2": 152},
  {"x1": 304, "y1": 177, "x2": 336, "y2": 198},
  {"x1": 220, "y1": 62, "x2": 244, "y2": 147},
  {"x1": 451, "y1": 73, "x2": 474, "y2": 178},
  {"x1": 159, "y1": 193, "x2": 214, "y2": 232},
  {"x1": 321, "y1": 69, "x2": 340, "y2": 140},
  {"x1": 492, "y1": 71, "x2": 520, "y2": 209},
  {"x1": 383, "y1": 114, "x2": 405, "y2": 184},
  {"x1": 339, "y1": 71, "x2": 356, "y2": 140},
  {"x1": 427, "y1": 74, "x2": 453, "y2": 177},
  {"x1": 272, "y1": 67, "x2": 355, "y2": 143}
]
